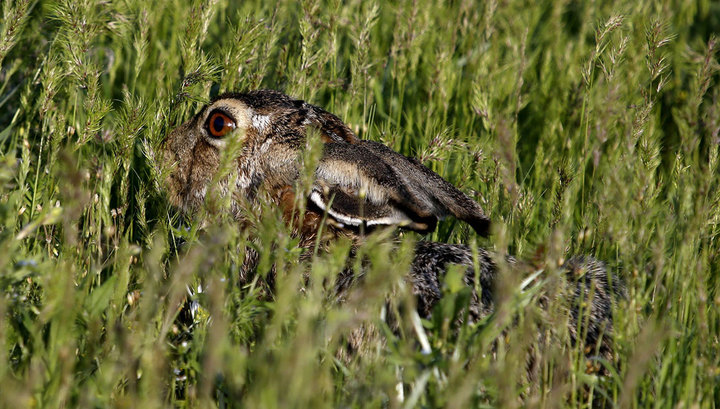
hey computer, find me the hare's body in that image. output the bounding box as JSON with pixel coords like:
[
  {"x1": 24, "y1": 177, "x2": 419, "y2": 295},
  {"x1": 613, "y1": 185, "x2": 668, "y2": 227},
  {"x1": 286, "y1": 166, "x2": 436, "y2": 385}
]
[{"x1": 163, "y1": 89, "x2": 621, "y2": 364}]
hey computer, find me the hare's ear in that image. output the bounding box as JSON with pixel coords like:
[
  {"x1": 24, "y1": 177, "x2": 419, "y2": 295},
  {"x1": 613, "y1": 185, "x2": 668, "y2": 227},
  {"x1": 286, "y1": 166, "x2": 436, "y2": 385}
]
[
  {"x1": 358, "y1": 140, "x2": 490, "y2": 235},
  {"x1": 304, "y1": 104, "x2": 360, "y2": 144},
  {"x1": 310, "y1": 142, "x2": 490, "y2": 235}
]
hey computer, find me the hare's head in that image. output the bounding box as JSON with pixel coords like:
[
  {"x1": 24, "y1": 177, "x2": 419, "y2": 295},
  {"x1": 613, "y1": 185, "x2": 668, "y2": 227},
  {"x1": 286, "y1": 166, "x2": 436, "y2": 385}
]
[
  {"x1": 164, "y1": 89, "x2": 490, "y2": 236},
  {"x1": 163, "y1": 89, "x2": 357, "y2": 215}
]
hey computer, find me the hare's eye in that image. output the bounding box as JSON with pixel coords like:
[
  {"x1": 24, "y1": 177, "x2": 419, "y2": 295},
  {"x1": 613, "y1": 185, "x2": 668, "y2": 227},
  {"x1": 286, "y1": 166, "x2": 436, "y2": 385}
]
[{"x1": 207, "y1": 111, "x2": 236, "y2": 138}]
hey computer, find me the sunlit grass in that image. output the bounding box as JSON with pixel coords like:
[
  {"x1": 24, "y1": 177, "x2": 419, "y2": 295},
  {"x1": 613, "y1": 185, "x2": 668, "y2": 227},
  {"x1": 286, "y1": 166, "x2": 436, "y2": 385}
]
[{"x1": 0, "y1": 0, "x2": 719, "y2": 407}]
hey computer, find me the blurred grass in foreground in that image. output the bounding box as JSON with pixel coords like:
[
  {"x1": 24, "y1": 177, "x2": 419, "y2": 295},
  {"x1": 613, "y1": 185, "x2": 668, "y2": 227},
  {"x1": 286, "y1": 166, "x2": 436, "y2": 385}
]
[{"x1": 1, "y1": 0, "x2": 719, "y2": 407}]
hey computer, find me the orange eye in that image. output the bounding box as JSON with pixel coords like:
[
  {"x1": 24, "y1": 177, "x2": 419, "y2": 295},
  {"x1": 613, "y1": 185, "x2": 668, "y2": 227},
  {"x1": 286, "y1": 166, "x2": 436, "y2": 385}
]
[{"x1": 207, "y1": 111, "x2": 236, "y2": 138}]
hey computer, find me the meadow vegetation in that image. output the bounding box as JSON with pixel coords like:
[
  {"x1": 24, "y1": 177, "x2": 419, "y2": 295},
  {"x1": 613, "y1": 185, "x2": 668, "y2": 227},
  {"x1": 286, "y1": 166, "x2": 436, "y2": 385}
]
[{"x1": 0, "y1": 0, "x2": 719, "y2": 407}]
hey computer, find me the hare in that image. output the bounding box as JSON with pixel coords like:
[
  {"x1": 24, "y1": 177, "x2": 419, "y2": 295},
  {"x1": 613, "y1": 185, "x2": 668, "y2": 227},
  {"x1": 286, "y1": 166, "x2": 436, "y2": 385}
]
[{"x1": 163, "y1": 89, "x2": 622, "y2": 364}]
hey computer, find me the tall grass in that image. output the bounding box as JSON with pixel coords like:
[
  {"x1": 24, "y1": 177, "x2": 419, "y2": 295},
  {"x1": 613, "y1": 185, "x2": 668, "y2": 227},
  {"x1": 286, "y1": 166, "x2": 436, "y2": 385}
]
[{"x1": 1, "y1": 0, "x2": 719, "y2": 407}]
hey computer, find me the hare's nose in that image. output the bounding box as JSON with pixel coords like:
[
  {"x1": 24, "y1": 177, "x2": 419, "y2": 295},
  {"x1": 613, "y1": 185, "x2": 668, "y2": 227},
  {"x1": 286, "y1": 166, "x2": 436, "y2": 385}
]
[{"x1": 165, "y1": 123, "x2": 198, "y2": 156}]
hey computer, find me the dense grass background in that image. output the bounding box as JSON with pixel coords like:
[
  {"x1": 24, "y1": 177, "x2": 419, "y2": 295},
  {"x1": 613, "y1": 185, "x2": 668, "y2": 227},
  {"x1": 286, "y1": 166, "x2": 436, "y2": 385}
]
[{"x1": 1, "y1": 0, "x2": 719, "y2": 407}]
